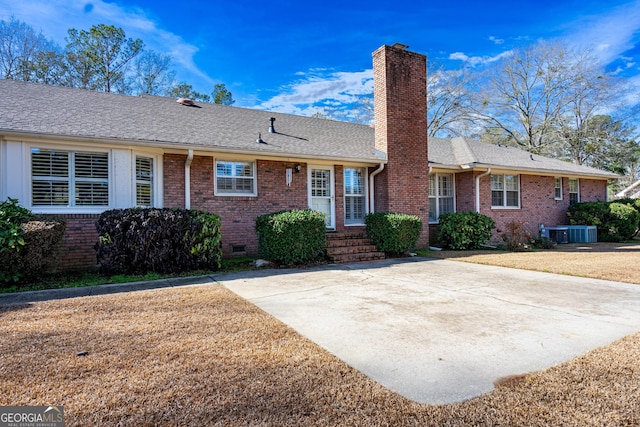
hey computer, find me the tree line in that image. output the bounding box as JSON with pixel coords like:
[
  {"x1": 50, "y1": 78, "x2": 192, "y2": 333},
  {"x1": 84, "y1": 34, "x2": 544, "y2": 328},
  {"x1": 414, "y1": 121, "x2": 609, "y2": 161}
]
[
  {"x1": 426, "y1": 42, "x2": 640, "y2": 191},
  {"x1": 0, "y1": 17, "x2": 234, "y2": 104}
]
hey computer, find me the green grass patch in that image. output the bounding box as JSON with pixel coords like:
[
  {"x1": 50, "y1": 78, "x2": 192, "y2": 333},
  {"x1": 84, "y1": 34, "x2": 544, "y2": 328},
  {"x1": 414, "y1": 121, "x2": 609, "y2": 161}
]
[{"x1": 0, "y1": 257, "x2": 258, "y2": 294}]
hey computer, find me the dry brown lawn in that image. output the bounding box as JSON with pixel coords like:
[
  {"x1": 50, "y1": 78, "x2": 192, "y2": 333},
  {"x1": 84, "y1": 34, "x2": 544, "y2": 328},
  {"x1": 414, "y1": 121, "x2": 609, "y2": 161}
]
[
  {"x1": 430, "y1": 240, "x2": 640, "y2": 284},
  {"x1": 1, "y1": 244, "x2": 639, "y2": 426}
]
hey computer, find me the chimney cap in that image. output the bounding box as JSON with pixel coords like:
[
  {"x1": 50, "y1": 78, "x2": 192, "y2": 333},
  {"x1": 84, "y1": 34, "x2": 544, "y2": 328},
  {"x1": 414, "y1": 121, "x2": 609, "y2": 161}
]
[{"x1": 391, "y1": 43, "x2": 409, "y2": 50}]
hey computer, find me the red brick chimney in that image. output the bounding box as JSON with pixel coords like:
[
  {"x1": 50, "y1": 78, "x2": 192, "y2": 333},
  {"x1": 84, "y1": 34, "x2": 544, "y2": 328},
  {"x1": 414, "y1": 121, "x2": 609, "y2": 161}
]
[{"x1": 372, "y1": 43, "x2": 430, "y2": 247}]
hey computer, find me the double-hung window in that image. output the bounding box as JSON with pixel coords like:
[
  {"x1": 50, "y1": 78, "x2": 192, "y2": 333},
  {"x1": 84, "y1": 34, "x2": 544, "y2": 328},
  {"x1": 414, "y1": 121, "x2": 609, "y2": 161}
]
[
  {"x1": 344, "y1": 167, "x2": 366, "y2": 225},
  {"x1": 491, "y1": 174, "x2": 520, "y2": 208},
  {"x1": 135, "y1": 156, "x2": 154, "y2": 207},
  {"x1": 429, "y1": 173, "x2": 455, "y2": 222},
  {"x1": 215, "y1": 160, "x2": 256, "y2": 196},
  {"x1": 569, "y1": 179, "x2": 580, "y2": 205},
  {"x1": 31, "y1": 148, "x2": 109, "y2": 207},
  {"x1": 554, "y1": 177, "x2": 563, "y2": 200}
]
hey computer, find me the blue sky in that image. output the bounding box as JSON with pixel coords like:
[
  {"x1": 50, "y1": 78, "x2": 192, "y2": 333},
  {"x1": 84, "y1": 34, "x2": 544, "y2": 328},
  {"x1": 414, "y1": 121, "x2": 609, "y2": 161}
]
[{"x1": 2, "y1": 0, "x2": 640, "y2": 118}]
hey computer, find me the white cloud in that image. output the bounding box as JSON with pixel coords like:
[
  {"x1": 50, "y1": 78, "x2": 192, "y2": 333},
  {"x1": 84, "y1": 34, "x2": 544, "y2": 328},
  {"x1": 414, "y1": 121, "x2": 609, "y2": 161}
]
[
  {"x1": 565, "y1": 0, "x2": 640, "y2": 64},
  {"x1": 448, "y1": 52, "x2": 469, "y2": 62},
  {"x1": 448, "y1": 50, "x2": 513, "y2": 66},
  {"x1": 256, "y1": 69, "x2": 374, "y2": 119},
  {"x1": 0, "y1": 0, "x2": 213, "y2": 89},
  {"x1": 489, "y1": 36, "x2": 505, "y2": 45}
]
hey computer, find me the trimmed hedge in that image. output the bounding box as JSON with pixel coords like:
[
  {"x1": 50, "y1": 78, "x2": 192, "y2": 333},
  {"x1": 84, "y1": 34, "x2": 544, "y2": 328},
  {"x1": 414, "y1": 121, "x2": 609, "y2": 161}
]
[
  {"x1": 95, "y1": 208, "x2": 222, "y2": 275},
  {"x1": 365, "y1": 212, "x2": 423, "y2": 256},
  {"x1": 255, "y1": 210, "x2": 326, "y2": 265},
  {"x1": 437, "y1": 211, "x2": 496, "y2": 250},
  {"x1": 1, "y1": 198, "x2": 65, "y2": 284},
  {"x1": 614, "y1": 198, "x2": 640, "y2": 235},
  {"x1": 567, "y1": 201, "x2": 639, "y2": 242},
  {"x1": 0, "y1": 220, "x2": 66, "y2": 285}
]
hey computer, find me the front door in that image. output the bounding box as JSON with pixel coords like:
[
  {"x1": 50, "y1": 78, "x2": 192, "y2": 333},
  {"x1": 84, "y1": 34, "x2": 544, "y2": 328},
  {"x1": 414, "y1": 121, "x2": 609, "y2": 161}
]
[{"x1": 309, "y1": 166, "x2": 335, "y2": 229}]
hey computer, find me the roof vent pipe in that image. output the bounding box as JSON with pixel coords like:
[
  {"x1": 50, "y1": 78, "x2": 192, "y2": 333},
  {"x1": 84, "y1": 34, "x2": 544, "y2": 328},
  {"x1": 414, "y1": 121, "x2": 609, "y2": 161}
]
[{"x1": 269, "y1": 117, "x2": 276, "y2": 133}]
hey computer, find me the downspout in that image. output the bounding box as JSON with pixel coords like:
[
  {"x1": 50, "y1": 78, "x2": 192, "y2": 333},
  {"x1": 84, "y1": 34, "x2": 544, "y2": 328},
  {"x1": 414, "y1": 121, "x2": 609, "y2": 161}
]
[
  {"x1": 185, "y1": 149, "x2": 193, "y2": 209},
  {"x1": 369, "y1": 163, "x2": 385, "y2": 213},
  {"x1": 475, "y1": 168, "x2": 491, "y2": 213}
]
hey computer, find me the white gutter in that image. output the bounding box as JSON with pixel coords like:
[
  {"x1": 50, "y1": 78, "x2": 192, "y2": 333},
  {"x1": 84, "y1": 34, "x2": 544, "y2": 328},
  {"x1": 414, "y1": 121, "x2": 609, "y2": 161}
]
[
  {"x1": 185, "y1": 149, "x2": 194, "y2": 209},
  {"x1": 369, "y1": 163, "x2": 385, "y2": 213},
  {"x1": 475, "y1": 168, "x2": 491, "y2": 213}
]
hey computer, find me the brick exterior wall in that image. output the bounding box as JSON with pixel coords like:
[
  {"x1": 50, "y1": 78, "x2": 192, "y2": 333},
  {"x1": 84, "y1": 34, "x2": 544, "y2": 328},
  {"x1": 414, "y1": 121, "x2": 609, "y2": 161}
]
[
  {"x1": 372, "y1": 44, "x2": 430, "y2": 247},
  {"x1": 474, "y1": 173, "x2": 607, "y2": 243},
  {"x1": 164, "y1": 153, "x2": 187, "y2": 209},
  {"x1": 428, "y1": 173, "x2": 609, "y2": 245},
  {"x1": 53, "y1": 156, "x2": 368, "y2": 270},
  {"x1": 165, "y1": 156, "x2": 313, "y2": 257},
  {"x1": 44, "y1": 214, "x2": 100, "y2": 271},
  {"x1": 455, "y1": 171, "x2": 475, "y2": 213}
]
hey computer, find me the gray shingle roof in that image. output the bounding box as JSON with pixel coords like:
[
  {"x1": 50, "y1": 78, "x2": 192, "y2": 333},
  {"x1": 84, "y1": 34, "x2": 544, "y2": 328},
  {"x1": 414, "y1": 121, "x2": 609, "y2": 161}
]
[
  {"x1": 0, "y1": 79, "x2": 619, "y2": 179},
  {"x1": 430, "y1": 137, "x2": 619, "y2": 178},
  {"x1": 0, "y1": 79, "x2": 381, "y2": 163}
]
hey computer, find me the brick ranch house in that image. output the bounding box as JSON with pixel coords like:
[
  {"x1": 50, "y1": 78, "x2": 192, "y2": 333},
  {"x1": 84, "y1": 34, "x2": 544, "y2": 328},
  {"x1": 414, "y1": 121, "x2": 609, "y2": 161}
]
[{"x1": 0, "y1": 44, "x2": 618, "y2": 271}]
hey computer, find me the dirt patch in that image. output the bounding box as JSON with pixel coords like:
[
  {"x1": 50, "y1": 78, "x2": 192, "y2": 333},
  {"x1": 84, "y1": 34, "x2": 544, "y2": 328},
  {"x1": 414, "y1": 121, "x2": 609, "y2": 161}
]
[{"x1": 1, "y1": 283, "x2": 639, "y2": 426}]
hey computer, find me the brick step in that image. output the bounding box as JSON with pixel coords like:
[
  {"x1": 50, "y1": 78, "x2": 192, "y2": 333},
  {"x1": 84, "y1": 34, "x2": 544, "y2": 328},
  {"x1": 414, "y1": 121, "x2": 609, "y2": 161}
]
[
  {"x1": 325, "y1": 232, "x2": 367, "y2": 240},
  {"x1": 330, "y1": 252, "x2": 386, "y2": 263},
  {"x1": 326, "y1": 244, "x2": 380, "y2": 255},
  {"x1": 325, "y1": 232, "x2": 385, "y2": 263},
  {"x1": 326, "y1": 238, "x2": 375, "y2": 248}
]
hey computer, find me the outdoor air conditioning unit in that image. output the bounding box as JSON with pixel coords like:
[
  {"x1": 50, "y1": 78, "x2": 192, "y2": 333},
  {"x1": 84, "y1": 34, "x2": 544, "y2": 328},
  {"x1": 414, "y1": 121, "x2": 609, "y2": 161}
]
[
  {"x1": 541, "y1": 227, "x2": 569, "y2": 244},
  {"x1": 565, "y1": 225, "x2": 598, "y2": 243}
]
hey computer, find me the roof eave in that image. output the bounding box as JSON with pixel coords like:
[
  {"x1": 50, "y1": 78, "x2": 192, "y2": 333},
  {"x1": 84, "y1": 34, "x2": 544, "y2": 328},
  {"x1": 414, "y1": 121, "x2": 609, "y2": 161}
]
[
  {"x1": 461, "y1": 162, "x2": 620, "y2": 180},
  {"x1": 1, "y1": 129, "x2": 386, "y2": 165}
]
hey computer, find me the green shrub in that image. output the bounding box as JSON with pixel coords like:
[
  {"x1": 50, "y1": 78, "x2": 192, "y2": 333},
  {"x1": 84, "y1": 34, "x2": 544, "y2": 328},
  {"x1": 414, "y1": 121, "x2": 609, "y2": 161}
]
[
  {"x1": 614, "y1": 197, "x2": 640, "y2": 236},
  {"x1": 0, "y1": 197, "x2": 34, "y2": 256},
  {"x1": 364, "y1": 212, "x2": 423, "y2": 256},
  {"x1": 566, "y1": 201, "x2": 609, "y2": 228},
  {"x1": 437, "y1": 211, "x2": 496, "y2": 250},
  {"x1": 255, "y1": 209, "x2": 326, "y2": 265},
  {"x1": 606, "y1": 203, "x2": 639, "y2": 241},
  {"x1": 95, "y1": 208, "x2": 222, "y2": 275},
  {"x1": 0, "y1": 220, "x2": 67, "y2": 285},
  {"x1": 568, "y1": 201, "x2": 639, "y2": 242},
  {"x1": 0, "y1": 198, "x2": 65, "y2": 285}
]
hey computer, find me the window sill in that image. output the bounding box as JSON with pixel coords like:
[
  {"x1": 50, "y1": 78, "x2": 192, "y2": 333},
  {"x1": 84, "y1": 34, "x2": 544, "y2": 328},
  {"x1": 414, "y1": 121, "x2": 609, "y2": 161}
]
[{"x1": 30, "y1": 206, "x2": 110, "y2": 215}]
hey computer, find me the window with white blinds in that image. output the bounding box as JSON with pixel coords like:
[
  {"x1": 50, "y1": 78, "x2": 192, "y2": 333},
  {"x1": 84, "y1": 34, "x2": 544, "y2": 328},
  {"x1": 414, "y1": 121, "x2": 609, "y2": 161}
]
[
  {"x1": 344, "y1": 167, "x2": 366, "y2": 225},
  {"x1": 135, "y1": 156, "x2": 153, "y2": 207},
  {"x1": 31, "y1": 148, "x2": 109, "y2": 207},
  {"x1": 215, "y1": 160, "x2": 256, "y2": 195}
]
